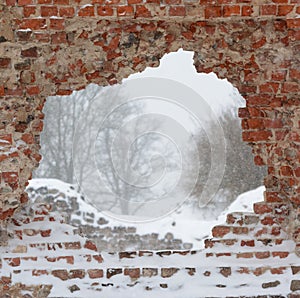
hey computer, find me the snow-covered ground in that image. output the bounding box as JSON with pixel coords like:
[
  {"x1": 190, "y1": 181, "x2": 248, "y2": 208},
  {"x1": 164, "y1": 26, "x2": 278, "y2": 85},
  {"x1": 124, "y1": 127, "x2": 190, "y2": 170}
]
[
  {"x1": 3, "y1": 180, "x2": 295, "y2": 297},
  {"x1": 27, "y1": 179, "x2": 265, "y2": 249}
]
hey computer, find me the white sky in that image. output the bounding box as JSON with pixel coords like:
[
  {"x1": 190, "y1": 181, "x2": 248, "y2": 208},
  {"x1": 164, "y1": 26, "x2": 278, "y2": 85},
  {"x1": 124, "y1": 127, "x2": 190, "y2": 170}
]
[{"x1": 126, "y1": 48, "x2": 245, "y2": 116}]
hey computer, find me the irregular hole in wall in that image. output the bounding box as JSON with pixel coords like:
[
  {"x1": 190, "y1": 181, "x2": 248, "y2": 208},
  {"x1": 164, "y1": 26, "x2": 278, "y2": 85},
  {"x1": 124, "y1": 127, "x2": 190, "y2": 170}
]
[{"x1": 27, "y1": 49, "x2": 266, "y2": 251}]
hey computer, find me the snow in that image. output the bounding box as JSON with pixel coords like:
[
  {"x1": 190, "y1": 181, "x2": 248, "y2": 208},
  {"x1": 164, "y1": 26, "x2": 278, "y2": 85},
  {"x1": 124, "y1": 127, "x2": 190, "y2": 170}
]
[
  {"x1": 27, "y1": 179, "x2": 265, "y2": 250},
  {"x1": 2, "y1": 180, "x2": 298, "y2": 297},
  {"x1": 127, "y1": 49, "x2": 245, "y2": 117}
]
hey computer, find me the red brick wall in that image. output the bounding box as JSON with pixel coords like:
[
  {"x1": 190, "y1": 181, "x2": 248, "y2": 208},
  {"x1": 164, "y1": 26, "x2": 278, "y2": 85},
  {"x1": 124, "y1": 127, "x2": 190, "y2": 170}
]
[{"x1": 0, "y1": 2, "x2": 299, "y2": 294}]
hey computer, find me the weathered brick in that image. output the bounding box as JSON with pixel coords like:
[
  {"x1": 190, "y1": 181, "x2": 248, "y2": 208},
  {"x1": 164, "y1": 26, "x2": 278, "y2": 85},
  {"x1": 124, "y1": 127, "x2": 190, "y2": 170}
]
[
  {"x1": 107, "y1": 268, "x2": 122, "y2": 278},
  {"x1": 88, "y1": 269, "x2": 103, "y2": 278},
  {"x1": 0, "y1": 58, "x2": 11, "y2": 68},
  {"x1": 59, "y1": 7, "x2": 75, "y2": 17},
  {"x1": 142, "y1": 268, "x2": 158, "y2": 277},
  {"x1": 124, "y1": 268, "x2": 140, "y2": 279},
  {"x1": 212, "y1": 226, "x2": 231, "y2": 238},
  {"x1": 161, "y1": 268, "x2": 179, "y2": 278},
  {"x1": 223, "y1": 5, "x2": 240, "y2": 17},
  {"x1": 52, "y1": 269, "x2": 68, "y2": 280},
  {"x1": 69, "y1": 269, "x2": 85, "y2": 279},
  {"x1": 41, "y1": 6, "x2": 58, "y2": 16},
  {"x1": 78, "y1": 5, "x2": 95, "y2": 16},
  {"x1": 169, "y1": 6, "x2": 186, "y2": 16},
  {"x1": 205, "y1": 6, "x2": 221, "y2": 18}
]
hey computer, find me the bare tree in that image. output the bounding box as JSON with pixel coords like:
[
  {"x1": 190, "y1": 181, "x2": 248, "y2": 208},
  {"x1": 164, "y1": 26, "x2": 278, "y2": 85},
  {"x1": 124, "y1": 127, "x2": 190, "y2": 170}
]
[
  {"x1": 34, "y1": 83, "x2": 179, "y2": 216},
  {"x1": 186, "y1": 103, "x2": 266, "y2": 220}
]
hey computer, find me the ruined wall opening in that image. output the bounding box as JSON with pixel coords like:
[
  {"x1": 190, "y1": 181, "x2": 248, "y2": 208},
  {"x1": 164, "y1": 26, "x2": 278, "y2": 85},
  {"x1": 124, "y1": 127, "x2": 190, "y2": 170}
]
[
  {"x1": 1, "y1": 2, "x2": 299, "y2": 296},
  {"x1": 27, "y1": 49, "x2": 266, "y2": 251}
]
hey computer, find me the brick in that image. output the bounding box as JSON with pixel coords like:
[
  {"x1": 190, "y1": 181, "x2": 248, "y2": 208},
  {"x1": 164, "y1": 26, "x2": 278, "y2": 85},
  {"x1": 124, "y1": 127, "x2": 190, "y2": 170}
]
[
  {"x1": 23, "y1": 6, "x2": 36, "y2": 17},
  {"x1": 6, "y1": 0, "x2": 16, "y2": 5},
  {"x1": 272, "y1": 251, "x2": 289, "y2": 258},
  {"x1": 205, "y1": 6, "x2": 221, "y2": 18},
  {"x1": 107, "y1": 268, "x2": 122, "y2": 278},
  {"x1": 51, "y1": 32, "x2": 67, "y2": 44},
  {"x1": 26, "y1": 86, "x2": 40, "y2": 95},
  {"x1": 88, "y1": 269, "x2": 103, "y2": 278},
  {"x1": 271, "y1": 267, "x2": 286, "y2": 274},
  {"x1": 280, "y1": 165, "x2": 293, "y2": 176},
  {"x1": 6, "y1": 257, "x2": 20, "y2": 267},
  {"x1": 15, "y1": 60, "x2": 31, "y2": 70},
  {"x1": 237, "y1": 252, "x2": 253, "y2": 258},
  {"x1": 161, "y1": 268, "x2": 179, "y2": 278},
  {"x1": 119, "y1": 251, "x2": 136, "y2": 259},
  {"x1": 212, "y1": 226, "x2": 231, "y2": 238},
  {"x1": 93, "y1": 255, "x2": 103, "y2": 263},
  {"x1": 41, "y1": 6, "x2": 58, "y2": 17},
  {"x1": 282, "y1": 82, "x2": 299, "y2": 93},
  {"x1": 97, "y1": 6, "x2": 114, "y2": 16},
  {"x1": 52, "y1": 269, "x2": 68, "y2": 280},
  {"x1": 124, "y1": 268, "x2": 140, "y2": 279},
  {"x1": 16, "y1": 30, "x2": 32, "y2": 41},
  {"x1": 169, "y1": 6, "x2": 186, "y2": 16},
  {"x1": 21, "y1": 133, "x2": 34, "y2": 144},
  {"x1": 246, "y1": 119, "x2": 264, "y2": 129},
  {"x1": 242, "y1": 5, "x2": 253, "y2": 16},
  {"x1": 50, "y1": 19, "x2": 65, "y2": 30},
  {"x1": 261, "y1": 5, "x2": 277, "y2": 15},
  {"x1": 292, "y1": 266, "x2": 300, "y2": 275},
  {"x1": 18, "y1": 0, "x2": 32, "y2": 5},
  {"x1": 78, "y1": 5, "x2": 95, "y2": 16},
  {"x1": 32, "y1": 270, "x2": 48, "y2": 276},
  {"x1": 54, "y1": 0, "x2": 69, "y2": 3},
  {"x1": 40, "y1": 229, "x2": 51, "y2": 237},
  {"x1": 0, "y1": 58, "x2": 11, "y2": 68},
  {"x1": 64, "y1": 242, "x2": 81, "y2": 249},
  {"x1": 237, "y1": 267, "x2": 250, "y2": 274},
  {"x1": 238, "y1": 107, "x2": 250, "y2": 118},
  {"x1": 261, "y1": 215, "x2": 276, "y2": 225},
  {"x1": 264, "y1": 119, "x2": 283, "y2": 129},
  {"x1": 84, "y1": 240, "x2": 98, "y2": 251},
  {"x1": 0, "y1": 134, "x2": 12, "y2": 146},
  {"x1": 2, "y1": 172, "x2": 18, "y2": 184},
  {"x1": 220, "y1": 267, "x2": 231, "y2": 277},
  {"x1": 117, "y1": 6, "x2": 134, "y2": 16},
  {"x1": 223, "y1": 5, "x2": 240, "y2": 17},
  {"x1": 254, "y1": 155, "x2": 265, "y2": 165},
  {"x1": 291, "y1": 280, "x2": 300, "y2": 291},
  {"x1": 259, "y1": 82, "x2": 280, "y2": 93},
  {"x1": 59, "y1": 7, "x2": 75, "y2": 17},
  {"x1": 289, "y1": 68, "x2": 300, "y2": 81},
  {"x1": 34, "y1": 32, "x2": 50, "y2": 43},
  {"x1": 272, "y1": 70, "x2": 287, "y2": 81},
  {"x1": 278, "y1": 5, "x2": 294, "y2": 16},
  {"x1": 242, "y1": 130, "x2": 272, "y2": 142},
  {"x1": 69, "y1": 269, "x2": 85, "y2": 279},
  {"x1": 255, "y1": 252, "x2": 270, "y2": 259},
  {"x1": 21, "y1": 47, "x2": 38, "y2": 58},
  {"x1": 19, "y1": 19, "x2": 47, "y2": 30},
  {"x1": 287, "y1": 19, "x2": 300, "y2": 29},
  {"x1": 0, "y1": 85, "x2": 4, "y2": 96},
  {"x1": 253, "y1": 267, "x2": 266, "y2": 276},
  {"x1": 232, "y1": 227, "x2": 248, "y2": 235},
  {"x1": 241, "y1": 240, "x2": 255, "y2": 247},
  {"x1": 142, "y1": 268, "x2": 158, "y2": 277}
]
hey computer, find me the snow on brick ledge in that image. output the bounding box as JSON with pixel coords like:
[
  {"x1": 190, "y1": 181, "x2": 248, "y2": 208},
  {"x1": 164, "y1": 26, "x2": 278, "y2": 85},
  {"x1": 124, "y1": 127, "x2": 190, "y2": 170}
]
[{"x1": 1, "y1": 180, "x2": 300, "y2": 297}]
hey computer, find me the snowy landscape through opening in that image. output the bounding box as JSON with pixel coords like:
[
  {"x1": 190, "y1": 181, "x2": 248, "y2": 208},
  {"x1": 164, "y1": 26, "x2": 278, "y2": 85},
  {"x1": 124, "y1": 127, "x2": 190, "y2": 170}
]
[{"x1": 30, "y1": 49, "x2": 266, "y2": 252}]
